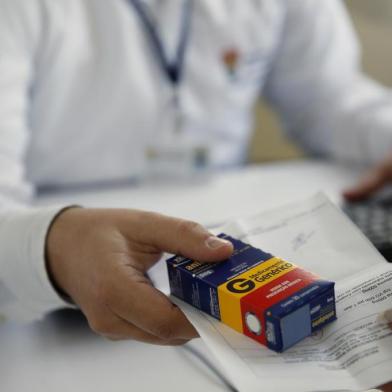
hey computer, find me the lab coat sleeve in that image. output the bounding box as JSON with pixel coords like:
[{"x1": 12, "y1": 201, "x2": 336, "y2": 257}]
[
  {"x1": 0, "y1": 0, "x2": 71, "y2": 322},
  {"x1": 263, "y1": 0, "x2": 392, "y2": 166}
]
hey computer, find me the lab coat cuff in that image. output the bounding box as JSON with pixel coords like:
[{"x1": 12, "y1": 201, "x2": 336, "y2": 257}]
[{"x1": 0, "y1": 206, "x2": 76, "y2": 321}]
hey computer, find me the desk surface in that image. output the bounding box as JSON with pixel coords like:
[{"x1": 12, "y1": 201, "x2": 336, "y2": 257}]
[
  {"x1": 1, "y1": 159, "x2": 360, "y2": 392},
  {"x1": 35, "y1": 160, "x2": 358, "y2": 225}
]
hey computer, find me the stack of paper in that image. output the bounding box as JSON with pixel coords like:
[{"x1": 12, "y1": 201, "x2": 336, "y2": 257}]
[{"x1": 152, "y1": 193, "x2": 392, "y2": 391}]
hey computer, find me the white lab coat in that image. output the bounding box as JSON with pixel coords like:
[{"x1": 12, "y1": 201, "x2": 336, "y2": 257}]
[{"x1": 0, "y1": 0, "x2": 391, "y2": 321}]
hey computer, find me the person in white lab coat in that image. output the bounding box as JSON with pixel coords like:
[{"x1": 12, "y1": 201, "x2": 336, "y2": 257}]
[{"x1": 0, "y1": 0, "x2": 391, "y2": 347}]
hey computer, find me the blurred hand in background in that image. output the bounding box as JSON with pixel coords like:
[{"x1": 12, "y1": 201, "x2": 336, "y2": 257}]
[{"x1": 344, "y1": 153, "x2": 392, "y2": 201}]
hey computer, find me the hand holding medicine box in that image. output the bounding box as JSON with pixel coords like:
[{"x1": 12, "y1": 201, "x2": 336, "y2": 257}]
[{"x1": 166, "y1": 234, "x2": 336, "y2": 352}]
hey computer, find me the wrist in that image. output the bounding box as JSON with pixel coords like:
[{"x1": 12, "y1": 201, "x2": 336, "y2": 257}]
[{"x1": 45, "y1": 206, "x2": 83, "y2": 300}]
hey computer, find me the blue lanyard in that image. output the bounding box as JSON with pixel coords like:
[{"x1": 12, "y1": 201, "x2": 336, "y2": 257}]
[{"x1": 127, "y1": 0, "x2": 193, "y2": 87}]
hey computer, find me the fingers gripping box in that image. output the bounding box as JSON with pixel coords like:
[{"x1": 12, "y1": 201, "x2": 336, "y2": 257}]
[{"x1": 166, "y1": 234, "x2": 336, "y2": 352}]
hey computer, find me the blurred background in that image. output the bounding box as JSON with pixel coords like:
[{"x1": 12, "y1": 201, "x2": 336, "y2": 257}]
[{"x1": 249, "y1": 0, "x2": 392, "y2": 163}]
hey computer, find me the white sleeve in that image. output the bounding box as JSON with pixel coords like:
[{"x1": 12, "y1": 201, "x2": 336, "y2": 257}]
[
  {"x1": 0, "y1": 0, "x2": 71, "y2": 322},
  {"x1": 264, "y1": 0, "x2": 392, "y2": 166}
]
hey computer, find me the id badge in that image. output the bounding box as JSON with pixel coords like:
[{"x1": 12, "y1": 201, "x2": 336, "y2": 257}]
[
  {"x1": 144, "y1": 138, "x2": 211, "y2": 181},
  {"x1": 144, "y1": 88, "x2": 212, "y2": 181}
]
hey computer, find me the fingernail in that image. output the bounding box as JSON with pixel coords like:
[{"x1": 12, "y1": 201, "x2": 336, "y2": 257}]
[
  {"x1": 205, "y1": 236, "x2": 231, "y2": 249},
  {"x1": 377, "y1": 309, "x2": 392, "y2": 324}
]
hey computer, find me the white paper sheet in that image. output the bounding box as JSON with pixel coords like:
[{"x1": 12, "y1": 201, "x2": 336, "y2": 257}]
[{"x1": 150, "y1": 193, "x2": 392, "y2": 391}]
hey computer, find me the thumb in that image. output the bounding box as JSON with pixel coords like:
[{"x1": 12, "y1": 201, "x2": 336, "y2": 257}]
[{"x1": 125, "y1": 211, "x2": 234, "y2": 262}]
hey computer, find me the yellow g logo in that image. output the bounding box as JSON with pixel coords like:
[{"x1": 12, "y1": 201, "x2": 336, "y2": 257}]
[{"x1": 226, "y1": 278, "x2": 255, "y2": 294}]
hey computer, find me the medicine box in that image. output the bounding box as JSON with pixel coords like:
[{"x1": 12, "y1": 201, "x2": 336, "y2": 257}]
[{"x1": 166, "y1": 234, "x2": 336, "y2": 352}]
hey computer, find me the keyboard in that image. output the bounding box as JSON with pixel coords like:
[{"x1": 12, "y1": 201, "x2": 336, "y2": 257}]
[{"x1": 344, "y1": 199, "x2": 392, "y2": 263}]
